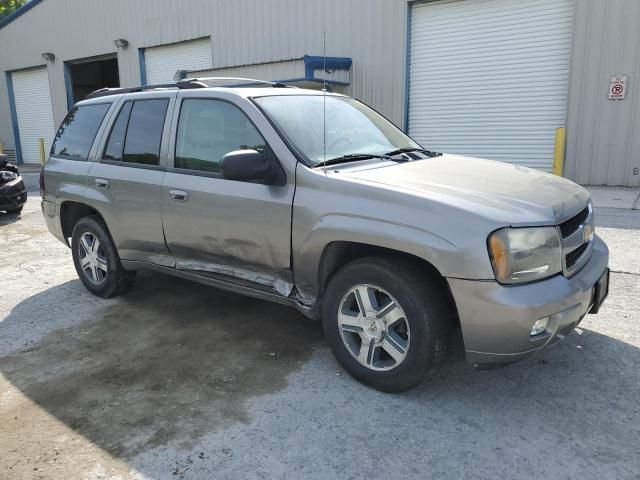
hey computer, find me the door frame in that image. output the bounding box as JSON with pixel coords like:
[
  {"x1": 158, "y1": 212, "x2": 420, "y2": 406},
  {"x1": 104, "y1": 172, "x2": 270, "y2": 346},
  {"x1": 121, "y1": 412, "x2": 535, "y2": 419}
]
[{"x1": 63, "y1": 52, "x2": 119, "y2": 110}]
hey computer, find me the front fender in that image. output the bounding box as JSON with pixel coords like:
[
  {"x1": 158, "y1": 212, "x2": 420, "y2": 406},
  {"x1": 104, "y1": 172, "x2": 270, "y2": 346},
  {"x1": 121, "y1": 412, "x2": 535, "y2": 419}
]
[{"x1": 292, "y1": 213, "x2": 459, "y2": 303}]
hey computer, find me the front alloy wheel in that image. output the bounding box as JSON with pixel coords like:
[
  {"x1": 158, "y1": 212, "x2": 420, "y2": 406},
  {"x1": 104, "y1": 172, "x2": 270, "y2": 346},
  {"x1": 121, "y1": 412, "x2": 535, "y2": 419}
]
[
  {"x1": 322, "y1": 257, "x2": 450, "y2": 392},
  {"x1": 338, "y1": 284, "x2": 410, "y2": 371}
]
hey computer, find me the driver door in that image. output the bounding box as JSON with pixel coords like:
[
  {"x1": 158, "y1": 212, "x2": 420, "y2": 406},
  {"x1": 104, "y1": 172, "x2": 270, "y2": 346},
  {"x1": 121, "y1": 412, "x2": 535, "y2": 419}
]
[{"x1": 161, "y1": 94, "x2": 295, "y2": 290}]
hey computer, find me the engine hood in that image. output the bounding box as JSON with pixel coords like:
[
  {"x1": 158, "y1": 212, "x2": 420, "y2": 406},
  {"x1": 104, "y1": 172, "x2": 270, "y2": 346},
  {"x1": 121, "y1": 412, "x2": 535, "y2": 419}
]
[{"x1": 338, "y1": 154, "x2": 590, "y2": 225}]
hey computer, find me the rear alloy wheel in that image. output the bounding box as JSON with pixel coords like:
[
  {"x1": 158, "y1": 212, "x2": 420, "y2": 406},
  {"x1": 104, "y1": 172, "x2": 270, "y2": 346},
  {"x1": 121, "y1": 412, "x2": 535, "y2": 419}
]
[
  {"x1": 77, "y1": 232, "x2": 109, "y2": 286},
  {"x1": 71, "y1": 216, "x2": 136, "y2": 298},
  {"x1": 323, "y1": 257, "x2": 450, "y2": 392}
]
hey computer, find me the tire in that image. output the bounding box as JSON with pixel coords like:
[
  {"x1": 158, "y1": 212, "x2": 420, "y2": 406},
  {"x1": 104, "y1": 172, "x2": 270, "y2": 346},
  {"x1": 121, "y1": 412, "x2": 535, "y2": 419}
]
[
  {"x1": 322, "y1": 256, "x2": 450, "y2": 392},
  {"x1": 6, "y1": 206, "x2": 23, "y2": 214},
  {"x1": 71, "y1": 216, "x2": 136, "y2": 298}
]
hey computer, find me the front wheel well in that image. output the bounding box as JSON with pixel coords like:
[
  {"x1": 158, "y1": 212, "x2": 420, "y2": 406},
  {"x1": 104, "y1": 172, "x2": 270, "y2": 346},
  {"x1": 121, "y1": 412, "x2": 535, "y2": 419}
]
[
  {"x1": 316, "y1": 242, "x2": 458, "y2": 323},
  {"x1": 60, "y1": 201, "x2": 105, "y2": 244}
]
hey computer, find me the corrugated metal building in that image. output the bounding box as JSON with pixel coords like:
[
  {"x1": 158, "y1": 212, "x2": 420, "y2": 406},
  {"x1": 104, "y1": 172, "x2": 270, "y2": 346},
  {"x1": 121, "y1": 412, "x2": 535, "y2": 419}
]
[{"x1": 0, "y1": 0, "x2": 638, "y2": 186}]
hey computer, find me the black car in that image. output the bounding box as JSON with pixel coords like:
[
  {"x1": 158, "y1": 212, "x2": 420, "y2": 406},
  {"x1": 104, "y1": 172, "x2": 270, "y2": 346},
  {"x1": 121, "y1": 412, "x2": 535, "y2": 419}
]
[{"x1": 0, "y1": 154, "x2": 27, "y2": 214}]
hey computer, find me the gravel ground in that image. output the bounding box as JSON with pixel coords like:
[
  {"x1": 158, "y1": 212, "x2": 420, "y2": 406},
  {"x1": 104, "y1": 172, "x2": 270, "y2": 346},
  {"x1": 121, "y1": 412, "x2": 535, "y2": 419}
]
[{"x1": 1, "y1": 174, "x2": 639, "y2": 480}]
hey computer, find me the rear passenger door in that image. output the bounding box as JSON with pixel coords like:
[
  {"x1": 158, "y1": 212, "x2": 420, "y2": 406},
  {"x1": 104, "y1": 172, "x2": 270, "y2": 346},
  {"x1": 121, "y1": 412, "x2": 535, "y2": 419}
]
[
  {"x1": 161, "y1": 93, "x2": 295, "y2": 288},
  {"x1": 87, "y1": 93, "x2": 176, "y2": 266}
]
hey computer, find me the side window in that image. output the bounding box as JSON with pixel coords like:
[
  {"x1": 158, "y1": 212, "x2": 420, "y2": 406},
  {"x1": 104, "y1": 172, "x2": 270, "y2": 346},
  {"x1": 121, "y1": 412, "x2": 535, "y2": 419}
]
[
  {"x1": 103, "y1": 101, "x2": 132, "y2": 161},
  {"x1": 175, "y1": 99, "x2": 266, "y2": 173},
  {"x1": 51, "y1": 103, "x2": 110, "y2": 160},
  {"x1": 120, "y1": 99, "x2": 169, "y2": 166}
]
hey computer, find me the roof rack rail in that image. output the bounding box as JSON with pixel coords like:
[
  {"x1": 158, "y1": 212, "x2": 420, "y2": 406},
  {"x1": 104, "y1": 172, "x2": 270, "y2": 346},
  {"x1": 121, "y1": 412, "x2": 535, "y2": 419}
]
[
  {"x1": 85, "y1": 80, "x2": 208, "y2": 99},
  {"x1": 85, "y1": 76, "x2": 296, "y2": 100},
  {"x1": 182, "y1": 76, "x2": 297, "y2": 88}
]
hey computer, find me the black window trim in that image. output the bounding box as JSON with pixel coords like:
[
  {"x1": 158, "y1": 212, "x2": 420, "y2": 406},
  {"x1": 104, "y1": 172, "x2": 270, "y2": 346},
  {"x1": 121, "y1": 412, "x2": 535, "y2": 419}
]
[
  {"x1": 166, "y1": 165, "x2": 221, "y2": 179},
  {"x1": 50, "y1": 102, "x2": 112, "y2": 162},
  {"x1": 101, "y1": 100, "x2": 132, "y2": 164},
  {"x1": 100, "y1": 97, "x2": 170, "y2": 169},
  {"x1": 169, "y1": 96, "x2": 282, "y2": 181},
  {"x1": 100, "y1": 158, "x2": 167, "y2": 172}
]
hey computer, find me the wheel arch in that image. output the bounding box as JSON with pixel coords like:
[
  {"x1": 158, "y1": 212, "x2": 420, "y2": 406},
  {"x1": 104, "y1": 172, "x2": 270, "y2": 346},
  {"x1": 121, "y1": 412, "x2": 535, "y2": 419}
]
[
  {"x1": 312, "y1": 241, "x2": 458, "y2": 324},
  {"x1": 293, "y1": 213, "x2": 459, "y2": 304},
  {"x1": 60, "y1": 200, "x2": 109, "y2": 246}
]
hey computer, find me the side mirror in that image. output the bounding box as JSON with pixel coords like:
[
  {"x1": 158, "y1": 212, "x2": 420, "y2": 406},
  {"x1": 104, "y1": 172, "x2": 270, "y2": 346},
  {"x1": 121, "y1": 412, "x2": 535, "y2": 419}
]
[{"x1": 221, "y1": 149, "x2": 276, "y2": 184}]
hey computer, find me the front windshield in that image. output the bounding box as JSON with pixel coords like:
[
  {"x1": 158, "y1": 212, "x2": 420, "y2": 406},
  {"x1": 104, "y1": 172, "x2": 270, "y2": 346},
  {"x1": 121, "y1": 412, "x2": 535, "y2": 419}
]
[{"x1": 254, "y1": 95, "x2": 420, "y2": 165}]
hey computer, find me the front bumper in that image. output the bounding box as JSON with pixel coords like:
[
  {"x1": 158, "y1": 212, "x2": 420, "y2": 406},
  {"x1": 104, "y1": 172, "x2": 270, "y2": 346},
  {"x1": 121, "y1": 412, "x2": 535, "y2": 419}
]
[
  {"x1": 0, "y1": 178, "x2": 27, "y2": 211},
  {"x1": 448, "y1": 235, "x2": 609, "y2": 364}
]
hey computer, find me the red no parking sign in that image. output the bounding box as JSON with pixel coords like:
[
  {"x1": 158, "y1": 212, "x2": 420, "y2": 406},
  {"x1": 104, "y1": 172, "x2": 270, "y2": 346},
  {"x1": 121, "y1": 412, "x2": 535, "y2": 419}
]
[{"x1": 608, "y1": 75, "x2": 628, "y2": 100}]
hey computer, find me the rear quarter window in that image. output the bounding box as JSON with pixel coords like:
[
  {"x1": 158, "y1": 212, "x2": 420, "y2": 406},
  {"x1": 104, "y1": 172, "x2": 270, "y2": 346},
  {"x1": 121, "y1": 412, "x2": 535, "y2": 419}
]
[{"x1": 51, "y1": 103, "x2": 111, "y2": 160}]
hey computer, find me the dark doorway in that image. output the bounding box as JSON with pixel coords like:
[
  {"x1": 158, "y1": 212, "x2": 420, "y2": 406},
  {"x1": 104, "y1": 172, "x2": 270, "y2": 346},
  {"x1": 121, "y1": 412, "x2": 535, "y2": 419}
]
[{"x1": 68, "y1": 57, "x2": 119, "y2": 103}]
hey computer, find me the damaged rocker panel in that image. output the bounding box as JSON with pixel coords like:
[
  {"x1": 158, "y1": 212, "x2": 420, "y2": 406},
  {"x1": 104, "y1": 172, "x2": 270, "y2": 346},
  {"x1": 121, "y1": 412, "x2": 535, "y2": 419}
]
[
  {"x1": 175, "y1": 259, "x2": 293, "y2": 297},
  {"x1": 120, "y1": 260, "x2": 318, "y2": 319}
]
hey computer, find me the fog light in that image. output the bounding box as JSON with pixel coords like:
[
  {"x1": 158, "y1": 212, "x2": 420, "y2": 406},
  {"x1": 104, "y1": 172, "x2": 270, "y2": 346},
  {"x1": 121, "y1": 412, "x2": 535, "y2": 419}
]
[{"x1": 530, "y1": 317, "x2": 549, "y2": 336}]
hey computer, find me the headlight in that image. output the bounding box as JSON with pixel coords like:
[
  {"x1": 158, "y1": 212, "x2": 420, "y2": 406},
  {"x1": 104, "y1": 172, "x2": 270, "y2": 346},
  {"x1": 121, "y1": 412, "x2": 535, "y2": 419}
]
[
  {"x1": 1, "y1": 171, "x2": 17, "y2": 181},
  {"x1": 487, "y1": 226, "x2": 562, "y2": 284}
]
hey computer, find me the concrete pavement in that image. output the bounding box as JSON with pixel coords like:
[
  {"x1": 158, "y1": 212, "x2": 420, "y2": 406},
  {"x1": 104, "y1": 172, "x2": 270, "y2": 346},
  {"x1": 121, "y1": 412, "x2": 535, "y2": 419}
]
[
  {"x1": 586, "y1": 186, "x2": 640, "y2": 210},
  {"x1": 0, "y1": 177, "x2": 638, "y2": 479}
]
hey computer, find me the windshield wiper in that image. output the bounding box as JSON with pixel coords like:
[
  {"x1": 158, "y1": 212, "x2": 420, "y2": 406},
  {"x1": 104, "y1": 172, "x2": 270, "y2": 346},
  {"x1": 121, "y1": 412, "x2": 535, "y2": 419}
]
[
  {"x1": 314, "y1": 153, "x2": 392, "y2": 168},
  {"x1": 384, "y1": 147, "x2": 442, "y2": 158}
]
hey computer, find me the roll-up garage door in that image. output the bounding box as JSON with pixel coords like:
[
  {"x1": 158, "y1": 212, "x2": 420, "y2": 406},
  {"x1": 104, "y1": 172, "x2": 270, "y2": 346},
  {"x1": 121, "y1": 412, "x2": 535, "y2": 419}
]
[
  {"x1": 144, "y1": 38, "x2": 213, "y2": 84},
  {"x1": 408, "y1": 0, "x2": 574, "y2": 171},
  {"x1": 11, "y1": 67, "x2": 55, "y2": 164}
]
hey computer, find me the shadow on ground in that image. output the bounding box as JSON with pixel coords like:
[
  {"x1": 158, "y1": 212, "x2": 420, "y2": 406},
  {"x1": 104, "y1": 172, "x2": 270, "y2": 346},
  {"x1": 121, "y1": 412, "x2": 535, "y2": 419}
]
[
  {"x1": 0, "y1": 273, "x2": 323, "y2": 458},
  {"x1": 0, "y1": 210, "x2": 23, "y2": 226},
  {"x1": 1, "y1": 270, "x2": 639, "y2": 478}
]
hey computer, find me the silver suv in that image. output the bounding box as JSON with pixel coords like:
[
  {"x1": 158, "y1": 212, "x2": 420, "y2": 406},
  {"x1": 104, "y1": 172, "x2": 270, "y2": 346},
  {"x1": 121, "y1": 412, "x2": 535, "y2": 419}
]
[{"x1": 42, "y1": 79, "x2": 610, "y2": 391}]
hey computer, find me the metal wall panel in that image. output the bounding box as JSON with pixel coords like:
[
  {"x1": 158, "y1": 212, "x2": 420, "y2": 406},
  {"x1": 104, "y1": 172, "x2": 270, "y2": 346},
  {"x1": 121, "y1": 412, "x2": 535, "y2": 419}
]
[
  {"x1": 191, "y1": 59, "x2": 305, "y2": 83},
  {"x1": 408, "y1": 0, "x2": 574, "y2": 171},
  {"x1": 144, "y1": 38, "x2": 213, "y2": 84},
  {"x1": 0, "y1": 0, "x2": 408, "y2": 160},
  {"x1": 11, "y1": 67, "x2": 55, "y2": 163},
  {"x1": 565, "y1": 0, "x2": 640, "y2": 186},
  {"x1": 188, "y1": 59, "x2": 350, "y2": 90},
  {"x1": 1, "y1": 0, "x2": 638, "y2": 183}
]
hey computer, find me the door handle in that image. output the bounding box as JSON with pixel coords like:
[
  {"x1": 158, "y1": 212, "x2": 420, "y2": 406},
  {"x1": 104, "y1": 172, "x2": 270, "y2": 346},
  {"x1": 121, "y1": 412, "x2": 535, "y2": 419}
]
[
  {"x1": 94, "y1": 178, "x2": 110, "y2": 189},
  {"x1": 169, "y1": 189, "x2": 189, "y2": 202}
]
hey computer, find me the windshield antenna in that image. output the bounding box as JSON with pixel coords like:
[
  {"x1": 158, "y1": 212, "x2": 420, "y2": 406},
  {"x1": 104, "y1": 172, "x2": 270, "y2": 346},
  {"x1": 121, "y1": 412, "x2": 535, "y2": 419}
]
[{"x1": 322, "y1": 29, "x2": 328, "y2": 176}]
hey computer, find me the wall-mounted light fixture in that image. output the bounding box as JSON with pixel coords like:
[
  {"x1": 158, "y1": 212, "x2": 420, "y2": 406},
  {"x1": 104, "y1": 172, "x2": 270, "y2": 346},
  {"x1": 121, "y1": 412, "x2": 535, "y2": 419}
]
[
  {"x1": 113, "y1": 38, "x2": 129, "y2": 48},
  {"x1": 41, "y1": 52, "x2": 55, "y2": 62}
]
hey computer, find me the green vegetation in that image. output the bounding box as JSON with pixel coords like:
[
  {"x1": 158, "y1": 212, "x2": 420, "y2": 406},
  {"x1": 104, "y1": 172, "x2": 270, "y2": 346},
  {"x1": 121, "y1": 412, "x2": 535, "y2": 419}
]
[{"x1": 0, "y1": 0, "x2": 27, "y2": 20}]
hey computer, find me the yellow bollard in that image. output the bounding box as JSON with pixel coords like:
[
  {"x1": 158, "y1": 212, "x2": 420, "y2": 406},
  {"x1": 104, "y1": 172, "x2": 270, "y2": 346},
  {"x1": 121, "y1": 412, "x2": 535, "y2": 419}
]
[
  {"x1": 38, "y1": 138, "x2": 46, "y2": 165},
  {"x1": 0, "y1": 142, "x2": 3, "y2": 154},
  {"x1": 552, "y1": 127, "x2": 566, "y2": 176}
]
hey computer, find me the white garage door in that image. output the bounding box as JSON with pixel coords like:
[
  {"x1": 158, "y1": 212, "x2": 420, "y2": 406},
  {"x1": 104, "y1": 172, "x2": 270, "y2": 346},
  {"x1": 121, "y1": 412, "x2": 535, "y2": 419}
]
[
  {"x1": 408, "y1": 0, "x2": 574, "y2": 171},
  {"x1": 144, "y1": 38, "x2": 213, "y2": 84},
  {"x1": 11, "y1": 67, "x2": 55, "y2": 164}
]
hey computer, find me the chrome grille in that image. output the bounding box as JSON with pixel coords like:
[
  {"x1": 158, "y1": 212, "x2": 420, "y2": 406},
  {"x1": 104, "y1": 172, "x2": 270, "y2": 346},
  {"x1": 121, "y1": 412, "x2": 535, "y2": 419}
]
[
  {"x1": 559, "y1": 206, "x2": 589, "y2": 238},
  {"x1": 565, "y1": 242, "x2": 589, "y2": 269},
  {"x1": 560, "y1": 202, "x2": 594, "y2": 276}
]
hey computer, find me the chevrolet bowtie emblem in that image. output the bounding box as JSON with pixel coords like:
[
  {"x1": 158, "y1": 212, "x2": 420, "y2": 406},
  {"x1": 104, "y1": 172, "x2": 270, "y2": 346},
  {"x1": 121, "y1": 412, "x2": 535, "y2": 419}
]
[{"x1": 583, "y1": 224, "x2": 594, "y2": 242}]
